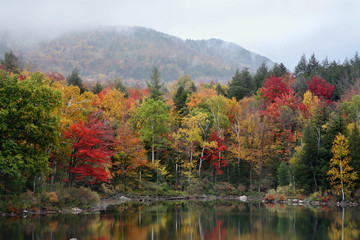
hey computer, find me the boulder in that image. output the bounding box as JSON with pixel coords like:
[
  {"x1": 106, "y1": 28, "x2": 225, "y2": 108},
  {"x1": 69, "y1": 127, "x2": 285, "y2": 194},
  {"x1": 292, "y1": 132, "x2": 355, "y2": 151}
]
[{"x1": 239, "y1": 196, "x2": 247, "y2": 202}]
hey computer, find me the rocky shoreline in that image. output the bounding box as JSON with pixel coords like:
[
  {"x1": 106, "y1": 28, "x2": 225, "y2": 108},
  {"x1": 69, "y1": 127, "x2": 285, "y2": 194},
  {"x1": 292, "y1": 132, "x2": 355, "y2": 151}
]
[
  {"x1": 263, "y1": 198, "x2": 360, "y2": 207},
  {"x1": 1, "y1": 194, "x2": 359, "y2": 217}
]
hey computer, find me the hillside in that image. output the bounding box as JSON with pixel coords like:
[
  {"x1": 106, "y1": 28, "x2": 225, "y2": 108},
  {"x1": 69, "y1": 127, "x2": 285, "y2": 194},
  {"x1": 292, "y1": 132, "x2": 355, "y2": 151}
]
[{"x1": 10, "y1": 26, "x2": 274, "y2": 84}]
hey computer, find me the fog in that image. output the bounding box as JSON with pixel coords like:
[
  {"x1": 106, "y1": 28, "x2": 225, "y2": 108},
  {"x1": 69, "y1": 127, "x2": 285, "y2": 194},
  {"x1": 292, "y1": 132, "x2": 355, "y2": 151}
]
[{"x1": 1, "y1": 0, "x2": 360, "y2": 70}]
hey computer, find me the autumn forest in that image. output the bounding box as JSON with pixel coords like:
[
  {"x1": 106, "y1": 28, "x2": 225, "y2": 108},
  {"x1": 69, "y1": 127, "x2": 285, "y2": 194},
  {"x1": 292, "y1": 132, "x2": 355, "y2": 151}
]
[{"x1": 2, "y1": 50, "x2": 360, "y2": 210}]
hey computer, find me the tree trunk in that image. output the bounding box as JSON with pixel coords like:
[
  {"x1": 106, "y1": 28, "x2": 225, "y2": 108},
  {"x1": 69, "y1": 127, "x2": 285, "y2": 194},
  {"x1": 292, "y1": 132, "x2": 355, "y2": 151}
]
[
  {"x1": 139, "y1": 166, "x2": 142, "y2": 182},
  {"x1": 189, "y1": 142, "x2": 193, "y2": 183},
  {"x1": 198, "y1": 147, "x2": 205, "y2": 179},
  {"x1": 340, "y1": 159, "x2": 345, "y2": 201},
  {"x1": 152, "y1": 144, "x2": 155, "y2": 165},
  {"x1": 258, "y1": 167, "x2": 261, "y2": 193},
  {"x1": 250, "y1": 166, "x2": 253, "y2": 190},
  {"x1": 310, "y1": 163, "x2": 318, "y2": 191},
  {"x1": 176, "y1": 162, "x2": 179, "y2": 186},
  {"x1": 50, "y1": 157, "x2": 57, "y2": 191},
  {"x1": 33, "y1": 175, "x2": 36, "y2": 192}
]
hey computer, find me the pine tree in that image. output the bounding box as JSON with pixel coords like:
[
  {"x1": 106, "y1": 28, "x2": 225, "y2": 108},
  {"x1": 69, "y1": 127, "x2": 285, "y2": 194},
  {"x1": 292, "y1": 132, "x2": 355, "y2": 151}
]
[
  {"x1": 348, "y1": 124, "x2": 360, "y2": 179},
  {"x1": 307, "y1": 54, "x2": 320, "y2": 76},
  {"x1": 174, "y1": 85, "x2": 188, "y2": 113},
  {"x1": 254, "y1": 62, "x2": 269, "y2": 90},
  {"x1": 147, "y1": 67, "x2": 164, "y2": 100},
  {"x1": 1, "y1": 50, "x2": 19, "y2": 74},
  {"x1": 294, "y1": 54, "x2": 307, "y2": 77},
  {"x1": 67, "y1": 68, "x2": 85, "y2": 93},
  {"x1": 114, "y1": 77, "x2": 128, "y2": 97},
  {"x1": 92, "y1": 81, "x2": 103, "y2": 94},
  {"x1": 228, "y1": 68, "x2": 254, "y2": 100},
  {"x1": 270, "y1": 63, "x2": 288, "y2": 77},
  {"x1": 277, "y1": 162, "x2": 289, "y2": 186}
]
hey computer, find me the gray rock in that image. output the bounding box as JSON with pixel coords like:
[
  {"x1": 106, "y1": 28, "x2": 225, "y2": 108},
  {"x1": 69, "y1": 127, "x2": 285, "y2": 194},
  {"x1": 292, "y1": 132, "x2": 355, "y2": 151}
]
[
  {"x1": 119, "y1": 196, "x2": 131, "y2": 201},
  {"x1": 239, "y1": 196, "x2": 247, "y2": 202}
]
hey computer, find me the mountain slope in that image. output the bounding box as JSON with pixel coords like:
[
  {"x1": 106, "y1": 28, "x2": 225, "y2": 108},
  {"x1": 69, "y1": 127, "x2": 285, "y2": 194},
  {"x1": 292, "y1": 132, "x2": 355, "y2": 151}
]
[{"x1": 23, "y1": 26, "x2": 273, "y2": 84}]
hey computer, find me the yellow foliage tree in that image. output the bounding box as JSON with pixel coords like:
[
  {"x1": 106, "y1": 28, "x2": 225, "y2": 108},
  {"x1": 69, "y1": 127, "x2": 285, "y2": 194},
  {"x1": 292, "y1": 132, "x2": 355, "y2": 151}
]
[
  {"x1": 173, "y1": 112, "x2": 206, "y2": 182},
  {"x1": 327, "y1": 133, "x2": 358, "y2": 201}
]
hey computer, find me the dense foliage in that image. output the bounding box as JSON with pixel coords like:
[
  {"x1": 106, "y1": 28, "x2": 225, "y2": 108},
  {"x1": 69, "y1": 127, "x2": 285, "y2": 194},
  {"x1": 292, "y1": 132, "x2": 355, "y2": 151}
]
[{"x1": 2, "y1": 51, "x2": 360, "y2": 206}]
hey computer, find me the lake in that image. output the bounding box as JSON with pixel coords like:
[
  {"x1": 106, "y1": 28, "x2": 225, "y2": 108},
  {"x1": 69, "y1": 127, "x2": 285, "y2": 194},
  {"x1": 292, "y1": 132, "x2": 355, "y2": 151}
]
[{"x1": 0, "y1": 200, "x2": 359, "y2": 240}]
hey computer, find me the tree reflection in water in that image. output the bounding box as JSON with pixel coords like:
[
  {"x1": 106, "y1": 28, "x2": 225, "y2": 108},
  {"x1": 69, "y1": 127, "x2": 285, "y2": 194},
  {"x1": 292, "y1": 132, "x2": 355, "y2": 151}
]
[{"x1": 1, "y1": 201, "x2": 360, "y2": 240}]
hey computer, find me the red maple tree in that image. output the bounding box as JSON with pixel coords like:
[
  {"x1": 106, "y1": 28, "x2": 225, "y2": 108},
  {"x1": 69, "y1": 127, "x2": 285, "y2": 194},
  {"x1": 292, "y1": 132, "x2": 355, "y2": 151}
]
[
  {"x1": 260, "y1": 75, "x2": 292, "y2": 104},
  {"x1": 306, "y1": 75, "x2": 334, "y2": 101},
  {"x1": 202, "y1": 132, "x2": 227, "y2": 175},
  {"x1": 64, "y1": 113, "x2": 114, "y2": 185}
]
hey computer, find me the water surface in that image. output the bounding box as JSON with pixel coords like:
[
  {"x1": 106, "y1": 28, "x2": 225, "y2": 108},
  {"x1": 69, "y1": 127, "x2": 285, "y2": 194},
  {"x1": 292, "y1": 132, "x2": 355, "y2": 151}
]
[{"x1": 1, "y1": 200, "x2": 359, "y2": 239}]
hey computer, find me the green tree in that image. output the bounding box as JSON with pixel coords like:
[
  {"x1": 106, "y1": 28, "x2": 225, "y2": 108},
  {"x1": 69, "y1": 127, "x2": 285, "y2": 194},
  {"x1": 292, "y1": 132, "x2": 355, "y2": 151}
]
[
  {"x1": 205, "y1": 95, "x2": 230, "y2": 137},
  {"x1": 92, "y1": 81, "x2": 103, "y2": 94},
  {"x1": 277, "y1": 162, "x2": 289, "y2": 186},
  {"x1": 172, "y1": 75, "x2": 196, "y2": 114},
  {"x1": 294, "y1": 122, "x2": 320, "y2": 192},
  {"x1": 270, "y1": 63, "x2": 288, "y2": 77},
  {"x1": 342, "y1": 95, "x2": 360, "y2": 126},
  {"x1": 215, "y1": 83, "x2": 227, "y2": 96},
  {"x1": 254, "y1": 62, "x2": 269, "y2": 90},
  {"x1": 114, "y1": 76, "x2": 128, "y2": 97},
  {"x1": 135, "y1": 99, "x2": 170, "y2": 165},
  {"x1": 174, "y1": 85, "x2": 188, "y2": 113},
  {"x1": 147, "y1": 67, "x2": 164, "y2": 100},
  {"x1": 294, "y1": 54, "x2": 307, "y2": 77},
  {"x1": 1, "y1": 50, "x2": 19, "y2": 74},
  {"x1": 348, "y1": 124, "x2": 360, "y2": 183},
  {"x1": 307, "y1": 53, "x2": 320, "y2": 76},
  {"x1": 228, "y1": 68, "x2": 254, "y2": 100},
  {"x1": 0, "y1": 70, "x2": 62, "y2": 193},
  {"x1": 67, "y1": 68, "x2": 85, "y2": 93}
]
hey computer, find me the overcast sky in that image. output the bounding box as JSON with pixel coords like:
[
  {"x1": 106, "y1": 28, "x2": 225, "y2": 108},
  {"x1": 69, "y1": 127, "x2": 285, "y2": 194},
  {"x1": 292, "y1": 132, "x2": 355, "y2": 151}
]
[{"x1": 1, "y1": 0, "x2": 360, "y2": 70}]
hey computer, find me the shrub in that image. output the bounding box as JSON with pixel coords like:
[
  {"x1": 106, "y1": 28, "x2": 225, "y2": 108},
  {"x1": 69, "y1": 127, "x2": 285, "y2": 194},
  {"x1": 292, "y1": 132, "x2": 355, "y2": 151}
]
[
  {"x1": 264, "y1": 194, "x2": 275, "y2": 202},
  {"x1": 213, "y1": 182, "x2": 235, "y2": 195},
  {"x1": 276, "y1": 185, "x2": 296, "y2": 197},
  {"x1": 186, "y1": 178, "x2": 213, "y2": 195},
  {"x1": 237, "y1": 184, "x2": 247, "y2": 193},
  {"x1": 56, "y1": 187, "x2": 100, "y2": 208},
  {"x1": 354, "y1": 189, "x2": 360, "y2": 200},
  {"x1": 306, "y1": 191, "x2": 321, "y2": 201},
  {"x1": 49, "y1": 192, "x2": 59, "y2": 203},
  {"x1": 321, "y1": 195, "x2": 331, "y2": 203}
]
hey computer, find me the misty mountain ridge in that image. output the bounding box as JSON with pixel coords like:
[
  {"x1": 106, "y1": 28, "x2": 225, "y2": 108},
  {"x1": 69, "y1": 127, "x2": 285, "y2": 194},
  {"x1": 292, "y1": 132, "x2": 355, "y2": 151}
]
[{"x1": 1, "y1": 26, "x2": 274, "y2": 84}]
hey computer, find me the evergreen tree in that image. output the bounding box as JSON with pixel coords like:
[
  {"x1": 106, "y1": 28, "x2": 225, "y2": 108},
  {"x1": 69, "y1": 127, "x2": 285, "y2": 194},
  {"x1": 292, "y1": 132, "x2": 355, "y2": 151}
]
[
  {"x1": 254, "y1": 62, "x2": 269, "y2": 90},
  {"x1": 173, "y1": 75, "x2": 196, "y2": 114},
  {"x1": 294, "y1": 54, "x2": 307, "y2": 77},
  {"x1": 228, "y1": 68, "x2": 254, "y2": 100},
  {"x1": 92, "y1": 81, "x2": 103, "y2": 94},
  {"x1": 294, "y1": 123, "x2": 319, "y2": 192},
  {"x1": 307, "y1": 54, "x2": 320, "y2": 76},
  {"x1": 67, "y1": 68, "x2": 85, "y2": 93},
  {"x1": 174, "y1": 85, "x2": 188, "y2": 113},
  {"x1": 114, "y1": 77, "x2": 128, "y2": 97},
  {"x1": 277, "y1": 162, "x2": 289, "y2": 186},
  {"x1": 348, "y1": 124, "x2": 360, "y2": 182},
  {"x1": 215, "y1": 83, "x2": 227, "y2": 96},
  {"x1": 270, "y1": 63, "x2": 288, "y2": 77},
  {"x1": 1, "y1": 50, "x2": 19, "y2": 74},
  {"x1": 147, "y1": 67, "x2": 164, "y2": 100}
]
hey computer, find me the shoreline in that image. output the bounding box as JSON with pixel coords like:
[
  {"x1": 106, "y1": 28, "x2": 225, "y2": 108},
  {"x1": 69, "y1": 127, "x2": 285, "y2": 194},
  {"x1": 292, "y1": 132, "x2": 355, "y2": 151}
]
[{"x1": 1, "y1": 194, "x2": 358, "y2": 217}]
